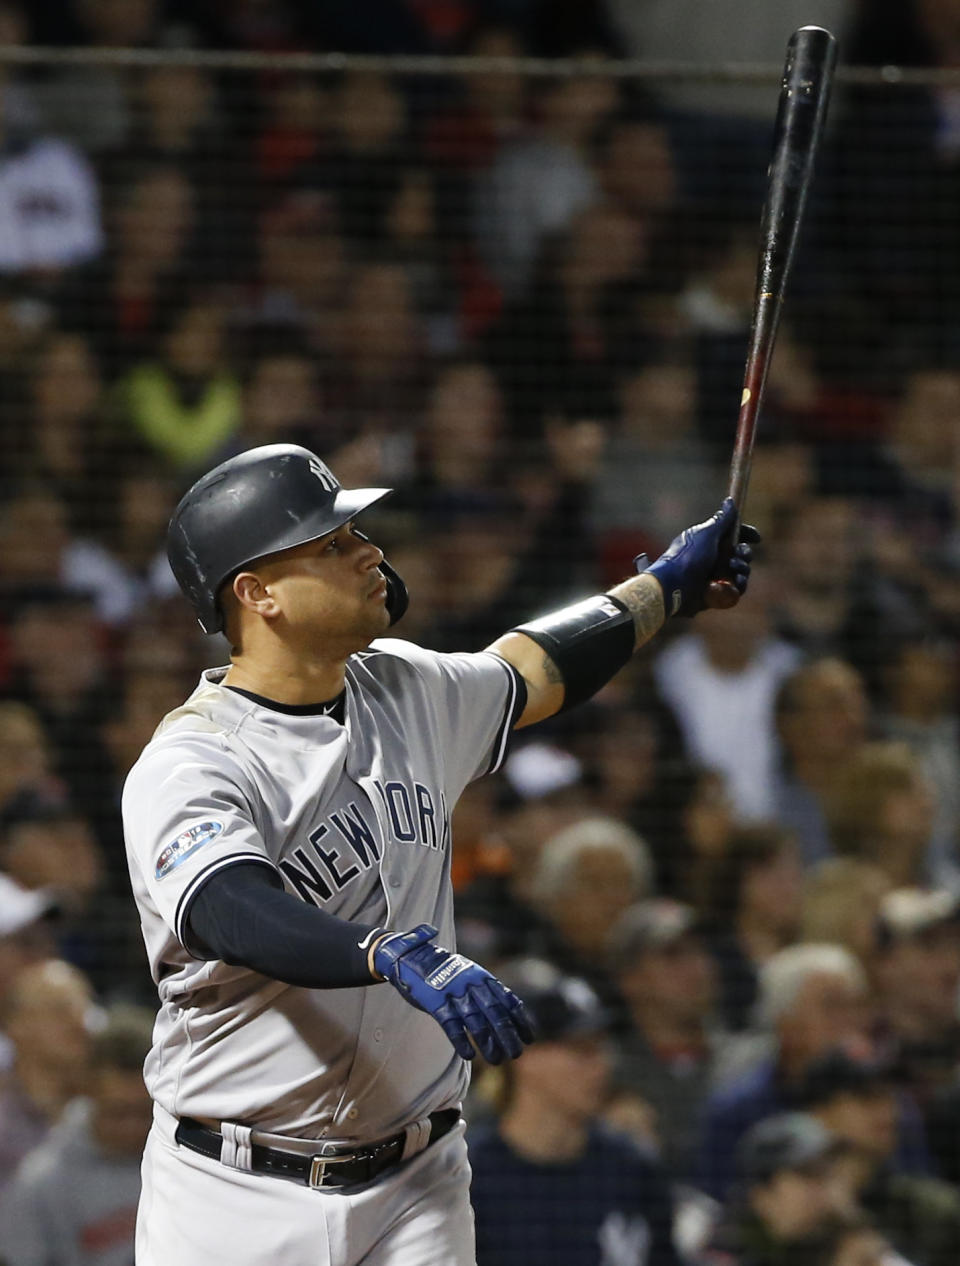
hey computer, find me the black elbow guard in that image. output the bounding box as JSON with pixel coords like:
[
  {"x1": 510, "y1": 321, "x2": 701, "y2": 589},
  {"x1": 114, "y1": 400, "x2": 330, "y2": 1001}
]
[{"x1": 511, "y1": 595, "x2": 635, "y2": 712}]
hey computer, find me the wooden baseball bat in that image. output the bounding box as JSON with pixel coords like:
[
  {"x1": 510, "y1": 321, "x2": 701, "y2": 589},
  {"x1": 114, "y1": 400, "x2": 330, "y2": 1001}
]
[{"x1": 706, "y1": 25, "x2": 837, "y2": 609}]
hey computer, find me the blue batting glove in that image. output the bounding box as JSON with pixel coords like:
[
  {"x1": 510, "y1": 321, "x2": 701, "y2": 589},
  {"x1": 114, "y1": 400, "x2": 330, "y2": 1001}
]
[
  {"x1": 637, "y1": 498, "x2": 761, "y2": 617},
  {"x1": 373, "y1": 924, "x2": 535, "y2": 1065}
]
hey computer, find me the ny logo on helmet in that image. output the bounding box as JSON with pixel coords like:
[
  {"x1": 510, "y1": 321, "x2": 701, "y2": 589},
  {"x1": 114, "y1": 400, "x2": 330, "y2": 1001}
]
[{"x1": 307, "y1": 456, "x2": 339, "y2": 492}]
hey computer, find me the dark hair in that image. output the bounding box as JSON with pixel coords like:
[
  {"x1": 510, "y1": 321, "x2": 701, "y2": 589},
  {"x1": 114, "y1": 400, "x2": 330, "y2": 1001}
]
[{"x1": 704, "y1": 824, "x2": 796, "y2": 929}]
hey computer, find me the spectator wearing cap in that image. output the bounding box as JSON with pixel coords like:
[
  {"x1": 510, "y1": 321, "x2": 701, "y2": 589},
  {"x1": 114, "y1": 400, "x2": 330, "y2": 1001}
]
[
  {"x1": 0, "y1": 1003, "x2": 155, "y2": 1266},
  {"x1": 801, "y1": 1048, "x2": 960, "y2": 1266},
  {"x1": 468, "y1": 958, "x2": 681, "y2": 1266},
  {"x1": 610, "y1": 898, "x2": 727, "y2": 1181},
  {"x1": 454, "y1": 741, "x2": 591, "y2": 965},
  {"x1": 702, "y1": 1112, "x2": 848, "y2": 1266},
  {"x1": 695, "y1": 943, "x2": 934, "y2": 1204},
  {"x1": 872, "y1": 888, "x2": 960, "y2": 1103},
  {"x1": 0, "y1": 873, "x2": 57, "y2": 1071},
  {"x1": 0, "y1": 76, "x2": 104, "y2": 277},
  {"x1": 0, "y1": 958, "x2": 94, "y2": 1191}
]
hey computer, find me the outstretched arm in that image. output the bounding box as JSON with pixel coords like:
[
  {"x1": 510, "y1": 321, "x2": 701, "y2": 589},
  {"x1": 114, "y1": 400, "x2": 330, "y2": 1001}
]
[
  {"x1": 489, "y1": 572, "x2": 665, "y2": 727},
  {"x1": 488, "y1": 498, "x2": 758, "y2": 728}
]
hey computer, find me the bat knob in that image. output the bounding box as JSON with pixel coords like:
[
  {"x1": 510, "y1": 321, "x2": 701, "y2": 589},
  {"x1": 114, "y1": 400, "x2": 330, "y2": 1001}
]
[{"x1": 705, "y1": 578, "x2": 742, "y2": 610}]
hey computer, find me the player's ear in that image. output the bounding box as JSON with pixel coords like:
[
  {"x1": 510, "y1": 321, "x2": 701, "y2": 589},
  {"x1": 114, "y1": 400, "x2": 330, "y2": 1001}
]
[{"x1": 232, "y1": 571, "x2": 279, "y2": 619}]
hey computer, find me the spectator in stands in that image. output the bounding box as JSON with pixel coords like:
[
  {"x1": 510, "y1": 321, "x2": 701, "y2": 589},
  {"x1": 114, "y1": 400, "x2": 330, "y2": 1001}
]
[
  {"x1": 486, "y1": 198, "x2": 646, "y2": 432},
  {"x1": 324, "y1": 258, "x2": 425, "y2": 479},
  {"x1": 680, "y1": 222, "x2": 823, "y2": 454},
  {"x1": 801, "y1": 1048, "x2": 960, "y2": 1266},
  {"x1": 251, "y1": 188, "x2": 347, "y2": 360},
  {"x1": 0, "y1": 702, "x2": 64, "y2": 817},
  {"x1": 770, "y1": 496, "x2": 863, "y2": 660},
  {"x1": 596, "y1": 111, "x2": 679, "y2": 249},
  {"x1": 826, "y1": 742, "x2": 937, "y2": 888},
  {"x1": 0, "y1": 485, "x2": 98, "y2": 602},
  {"x1": 696, "y1": 943, "x2": 873, "y2": 1202},
  {"x1": 528, "y1": 815, "x2": 653, "y2": 1021},
  {"x1": 61, "y1": 161, "x2": 197, "y2": 376},
  {"x1": 112, "y1": 294, "x2": 242, "y2": 474},
  {"x1": 658, "y1": 765, "x2": 736, "y2": 912},
  {"x1": 381, "y1": 165, "x2": 459, "y2": 355},
  {"x1": 871, "y1": 888, "x2": 960, "y2": 1105},
  {"x1": 425, "y1": 23, "x2": 526, "y2": 178},
  {"x1": 468, "y1": 958, "x2": 681, "y2": 1266},
  {"x1": 0, "y1": 80, "x2": 104, "y2": 278},
  {"x1": 702, "y1": 824, "x2": 805, "y2": 1033},
  {"x1": 591, "y1": 354, "x2": 724, "y2": 567},
  {"x1": 60, "y1": 468, "x2": 180, "y2": 628},
  {"x1": 415, "y1": 358, "x2": 507, "y2": 506},
  {"x1": 0, "y1": 958, "x2": 93, "y2": 1190},
  {"x1": 0, "y1": 331, "x2": 105, "y2": 536},
  {"x1": 473, "y1": 62, "x2": 618, "y2": 297},
  {"x1": 810, "y1": 1213, "x2": 899, "y2": 1266},
  {"x1": 652, "y1": 570, "x2": 802, "y2": 822},
  {"x1": 0, "y1": 1002, "x2": 155, "y2": 1265},
  {"x1": 454, "y1": 742, "x2": 593, "y2": 965},
  {"x1": 29, "y1": 0, "x2": 192, "y2": 155},
  {"x1": 4, "y1": 588, "x2": 115, "y2": 826},
  {"x1": 564, "y1": 697, "x2": 686, "y2": 887},
  {"x1": 228, "y1": 339, "x2": 324, "y2": 457},
  {"x1": 610, "y1": 898, "x2": 724, "y2": 1181},
  {"x1": 0, "y1": 874, "x2": 57, "y2": 1071},
  {"x1": 0, "y1": 797, "x2": 103, "y2": 920},
  {"x1": 701, "y1": 1112, "x2": 848, "y2": 1266},
  {"x1": 316, "y1": 69, "x2": 412, "y2": 248},
  {"x1": 879, "y1": 636, "x2": 960, "y2": 889},
  {"x1": 800, "y1": 858, "x2": 892, "y2": 967},
  {"x1": 773, "y1": 658, "x2": 870, "y2": 868}
]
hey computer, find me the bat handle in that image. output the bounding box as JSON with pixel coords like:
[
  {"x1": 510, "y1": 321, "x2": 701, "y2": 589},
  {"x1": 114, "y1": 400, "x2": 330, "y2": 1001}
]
[
  {"x1": 705, "y1": 577, "x2": 741, "y2": 609},
  {"x1": 704, "y1": 496, "x2": 743, "y2": 609}
]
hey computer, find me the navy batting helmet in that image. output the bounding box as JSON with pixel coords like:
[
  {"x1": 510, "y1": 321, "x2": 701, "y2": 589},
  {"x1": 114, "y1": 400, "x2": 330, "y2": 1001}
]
[{"x1": 167, "y1": 444, "x2": 408, "y2": 634}]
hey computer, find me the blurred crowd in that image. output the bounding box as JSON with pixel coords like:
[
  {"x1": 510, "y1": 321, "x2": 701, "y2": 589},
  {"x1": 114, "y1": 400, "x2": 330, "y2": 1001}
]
[{"x1": 3, "y1": 1, "x2": 960, "y2": 1264}]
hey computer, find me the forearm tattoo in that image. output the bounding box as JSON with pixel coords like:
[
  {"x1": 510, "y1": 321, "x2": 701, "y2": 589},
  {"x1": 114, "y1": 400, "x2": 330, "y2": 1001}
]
[
  {"x1": 610, "y1": 575, "x2": 665, "y2": 649},
  {"x1": 541, "y1": 653, "x2": 564, "y2": 685}
]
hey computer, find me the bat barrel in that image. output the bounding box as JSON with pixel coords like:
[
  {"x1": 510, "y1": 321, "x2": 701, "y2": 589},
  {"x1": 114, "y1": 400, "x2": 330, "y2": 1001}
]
[
  {"x1": 709, "y1": 26, "x2": 836, "y2": 611},
  {"x1": 727, "y1": 24, "x2": 837, "y2": 512}
]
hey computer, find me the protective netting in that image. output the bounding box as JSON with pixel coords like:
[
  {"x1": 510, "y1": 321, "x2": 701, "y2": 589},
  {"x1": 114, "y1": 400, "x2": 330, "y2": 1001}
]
[{"x1": 3, "y1": 16, "x2": 960, "y2": 1262}]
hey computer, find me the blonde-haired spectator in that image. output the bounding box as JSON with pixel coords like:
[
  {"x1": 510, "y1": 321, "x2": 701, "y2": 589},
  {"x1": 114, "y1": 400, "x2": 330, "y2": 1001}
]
[
  {"x1": 801, "y1": 858, "x2": 893, "y2": 965},
  {"x1": 826, "y1": 742, "x2": 936, "y2": 887}
]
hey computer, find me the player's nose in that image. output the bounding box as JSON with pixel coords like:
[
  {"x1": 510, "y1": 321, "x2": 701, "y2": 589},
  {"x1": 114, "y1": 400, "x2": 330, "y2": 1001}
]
[{"x1": 357, "y1": 534, "x2": 384, "y2": 569}]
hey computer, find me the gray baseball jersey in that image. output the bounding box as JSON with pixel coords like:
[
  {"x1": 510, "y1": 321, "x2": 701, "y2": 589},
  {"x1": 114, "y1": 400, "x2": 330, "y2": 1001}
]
[{"x1": 123, "y1": 638, "x2": 523, "y2": 1145}]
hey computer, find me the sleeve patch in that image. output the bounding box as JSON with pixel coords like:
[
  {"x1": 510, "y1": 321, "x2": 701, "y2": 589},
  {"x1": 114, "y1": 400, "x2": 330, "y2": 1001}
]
[{"x1": 155, "y1": 821, "x2": 224, "y2": 879}]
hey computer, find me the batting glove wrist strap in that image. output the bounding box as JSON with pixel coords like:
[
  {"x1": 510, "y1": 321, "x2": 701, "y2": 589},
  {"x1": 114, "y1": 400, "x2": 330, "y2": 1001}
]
[
  {"x1": 639, "y1": 497, "x2": 760, "y2": 617},
  {"x1": 373, "y1": 924, "x2": 534, "y2": 1064}
]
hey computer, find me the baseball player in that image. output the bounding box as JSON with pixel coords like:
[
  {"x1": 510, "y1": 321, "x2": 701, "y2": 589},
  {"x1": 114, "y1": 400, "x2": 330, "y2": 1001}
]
[{"x1": 124, "y1": 443, "x2": 756, "y2": 1266}]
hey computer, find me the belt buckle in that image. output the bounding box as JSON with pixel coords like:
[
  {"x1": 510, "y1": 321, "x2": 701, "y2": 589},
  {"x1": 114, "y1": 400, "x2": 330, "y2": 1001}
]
[{"x1": 308, "y1": 1145, "x2": 359, "y2": 1189}]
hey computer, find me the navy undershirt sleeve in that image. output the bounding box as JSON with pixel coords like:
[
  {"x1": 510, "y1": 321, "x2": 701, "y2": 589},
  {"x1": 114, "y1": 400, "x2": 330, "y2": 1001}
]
[{"x1": 185, "y1": 861, "x2": 382, "y2": 989}]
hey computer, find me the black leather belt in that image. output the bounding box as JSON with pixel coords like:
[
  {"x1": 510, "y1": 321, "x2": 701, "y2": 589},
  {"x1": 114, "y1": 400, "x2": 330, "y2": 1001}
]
[{"x1": 175, "y1": 1108, "x2": 460, "y2": 1189}]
